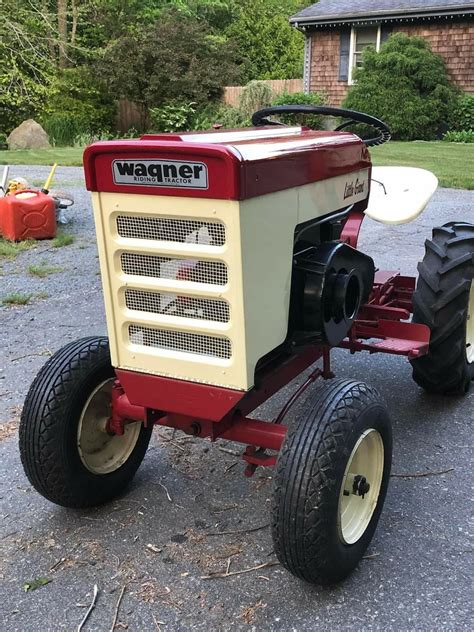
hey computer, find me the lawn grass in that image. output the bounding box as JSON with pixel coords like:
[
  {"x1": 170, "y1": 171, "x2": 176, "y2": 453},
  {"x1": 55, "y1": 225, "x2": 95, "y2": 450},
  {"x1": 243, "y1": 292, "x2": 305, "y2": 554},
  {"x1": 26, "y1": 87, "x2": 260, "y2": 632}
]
[
  {"x1": 370, "y1": 141, "x2": 474, "y2": 190},
  {"x1": 2, "y1": 293, "x2": 32, "y2": 306},
  {"x1": 0, "y1": 147, "x2": 84, "y2": 167},
  {"x1": 52, "y1": 233, "x2": 75, "y2": 248},
  {"x1": 0, "y1": 238, "x2": 37, "y2": 259},
  {"x1": 0, "y1": 140, "x2": 472, "y2": 189},
  {"x1": 28, "y1": 263, "x2": 64, "y2": 277}
]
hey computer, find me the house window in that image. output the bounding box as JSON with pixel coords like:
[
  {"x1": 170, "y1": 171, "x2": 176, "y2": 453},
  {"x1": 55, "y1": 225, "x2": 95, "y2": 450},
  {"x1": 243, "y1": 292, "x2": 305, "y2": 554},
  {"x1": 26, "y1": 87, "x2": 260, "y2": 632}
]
[{"x1": 348, "y1": 26, "x2": 381, "y2": 83}]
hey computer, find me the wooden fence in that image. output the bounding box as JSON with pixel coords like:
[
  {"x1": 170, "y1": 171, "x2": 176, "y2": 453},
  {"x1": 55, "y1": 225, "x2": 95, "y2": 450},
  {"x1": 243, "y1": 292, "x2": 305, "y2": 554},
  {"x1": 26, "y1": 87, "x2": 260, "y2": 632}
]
[
  {"x1": 223, "y1": 78, "x2": 303, "y2": 108},
  {"x1": 116, "y1": 79, "x2": 304, "y2": 131},
  {"x1": 117, "y1": 100, "x2": 148, "y2": 133}
]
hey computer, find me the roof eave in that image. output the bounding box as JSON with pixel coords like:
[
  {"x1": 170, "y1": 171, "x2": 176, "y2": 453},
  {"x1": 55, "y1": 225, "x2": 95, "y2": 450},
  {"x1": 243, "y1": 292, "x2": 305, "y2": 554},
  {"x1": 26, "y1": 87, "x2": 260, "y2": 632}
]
[{"x1": 290, "y1": 6, "x2": 474, "y2": 27}]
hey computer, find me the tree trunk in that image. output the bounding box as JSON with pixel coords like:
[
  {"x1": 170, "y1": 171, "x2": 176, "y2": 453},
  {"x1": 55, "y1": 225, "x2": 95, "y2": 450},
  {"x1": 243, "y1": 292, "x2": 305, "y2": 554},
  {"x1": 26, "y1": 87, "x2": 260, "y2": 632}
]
[
  {"x1": 57, "y1": 0, "x2": 68, "y2": 68},
  {"x1": 71, "y1": 0, "x2": 78, "y2": 48}
]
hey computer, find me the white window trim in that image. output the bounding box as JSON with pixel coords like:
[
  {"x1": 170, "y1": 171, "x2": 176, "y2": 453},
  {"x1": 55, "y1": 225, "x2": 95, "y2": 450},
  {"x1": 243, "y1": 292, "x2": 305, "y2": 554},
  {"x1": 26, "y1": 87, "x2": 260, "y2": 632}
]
[{"x1": 348, "y1": 25, "x2": 381, "y2": 85}]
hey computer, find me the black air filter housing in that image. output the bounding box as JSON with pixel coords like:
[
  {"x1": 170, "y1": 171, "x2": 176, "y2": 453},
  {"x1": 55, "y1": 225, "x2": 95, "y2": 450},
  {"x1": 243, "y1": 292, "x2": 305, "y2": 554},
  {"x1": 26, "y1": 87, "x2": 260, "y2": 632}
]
[{"x1": 289, "y1": 242, "x2": 375, "y2": 347}]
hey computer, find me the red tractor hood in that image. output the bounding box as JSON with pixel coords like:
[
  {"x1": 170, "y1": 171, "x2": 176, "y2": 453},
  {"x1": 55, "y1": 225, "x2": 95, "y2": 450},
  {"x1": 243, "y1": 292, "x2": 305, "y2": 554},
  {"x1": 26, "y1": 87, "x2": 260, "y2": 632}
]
[{"x1": 83, "y1": 126, "x2": 371, "y2": 201}]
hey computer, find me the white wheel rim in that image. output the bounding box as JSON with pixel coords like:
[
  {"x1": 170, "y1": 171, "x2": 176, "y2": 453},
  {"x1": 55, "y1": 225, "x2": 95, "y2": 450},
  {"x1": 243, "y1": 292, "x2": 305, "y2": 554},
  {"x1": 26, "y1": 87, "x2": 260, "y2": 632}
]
[
  {"x1": 467, "y1": 283, "x2": 474, "y2": 364},
  {"x1": 77, "y1": 379, "x2": 142, "y2": 475},
  {"x1": 338, "y1": 429, "x2": 384, "y2": 545}
]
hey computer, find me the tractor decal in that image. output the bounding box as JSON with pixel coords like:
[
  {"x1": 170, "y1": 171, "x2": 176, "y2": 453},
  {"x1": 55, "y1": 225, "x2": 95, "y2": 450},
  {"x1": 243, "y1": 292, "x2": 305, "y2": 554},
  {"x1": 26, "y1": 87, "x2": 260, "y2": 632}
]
[{"x1": 112, "y1": 159, "x2": 208, "y2": 189}]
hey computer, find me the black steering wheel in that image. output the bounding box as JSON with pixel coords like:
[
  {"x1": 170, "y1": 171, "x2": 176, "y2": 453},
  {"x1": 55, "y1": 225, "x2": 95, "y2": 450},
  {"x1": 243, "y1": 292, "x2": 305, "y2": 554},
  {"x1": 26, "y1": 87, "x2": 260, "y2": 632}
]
[{"x1": 251, "y1": 105, "x2": 391, "y2": 147}]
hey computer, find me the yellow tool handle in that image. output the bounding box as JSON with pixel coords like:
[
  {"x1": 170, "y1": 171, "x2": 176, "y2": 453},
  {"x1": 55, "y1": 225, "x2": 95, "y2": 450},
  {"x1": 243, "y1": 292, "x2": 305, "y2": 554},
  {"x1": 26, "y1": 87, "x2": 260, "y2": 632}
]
[{"x1": 42, "y1": 163, "x2": 58, "y2": 193}]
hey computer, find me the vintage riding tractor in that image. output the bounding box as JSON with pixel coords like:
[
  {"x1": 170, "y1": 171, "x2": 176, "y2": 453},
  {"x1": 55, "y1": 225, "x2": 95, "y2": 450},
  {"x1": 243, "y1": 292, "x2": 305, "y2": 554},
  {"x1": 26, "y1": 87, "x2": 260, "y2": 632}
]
[{"x1": 19, "y1": 107, "x2": 474, "y2": 585}]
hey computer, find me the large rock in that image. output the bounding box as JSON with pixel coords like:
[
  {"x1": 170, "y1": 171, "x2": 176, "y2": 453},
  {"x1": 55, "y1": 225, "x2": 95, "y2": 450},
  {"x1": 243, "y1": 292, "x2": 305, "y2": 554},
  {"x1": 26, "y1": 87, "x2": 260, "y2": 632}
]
[{"x1": 7, "y1": 119, "x2": 51, "y2": 150}]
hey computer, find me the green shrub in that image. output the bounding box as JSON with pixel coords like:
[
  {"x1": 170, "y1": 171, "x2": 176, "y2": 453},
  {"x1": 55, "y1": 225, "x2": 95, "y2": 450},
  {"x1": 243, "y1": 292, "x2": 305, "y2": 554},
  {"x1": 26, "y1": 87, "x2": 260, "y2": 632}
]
[
  {"x1": 192, "y1": 104, "x2": 250, "y2": 130},
  {"x1": 239, "y1": 80, "x2": 274, "y2": 118},
  {"x1": 43, "y1": 68, "x2": 116, "y2": 139},
  {"x1": 443, "y1": 130, "x2": 474, "y2": 143},
  {"x1": 343, "y1": 33, "x2": 459, "y2": 140},
  {"x1": 450, "y1": 94, "x2": 474, "y2": 132},
  {"x1": 43, "y1": 113, "x2": 82, "y2": 146},
  {"x1": 150, "y1": 102, "x2": 197, "y2": 133},
  {"x1": 271, "y1": 91, "x2": 327, "y2": 128}
]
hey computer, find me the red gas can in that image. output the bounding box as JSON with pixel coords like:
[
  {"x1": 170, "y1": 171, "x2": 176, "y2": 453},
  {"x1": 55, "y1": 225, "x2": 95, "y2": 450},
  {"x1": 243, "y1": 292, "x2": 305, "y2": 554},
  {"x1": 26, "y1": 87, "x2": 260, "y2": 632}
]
[{"x1": 0, "y1": 190, "x2": 56, "y2": 241}]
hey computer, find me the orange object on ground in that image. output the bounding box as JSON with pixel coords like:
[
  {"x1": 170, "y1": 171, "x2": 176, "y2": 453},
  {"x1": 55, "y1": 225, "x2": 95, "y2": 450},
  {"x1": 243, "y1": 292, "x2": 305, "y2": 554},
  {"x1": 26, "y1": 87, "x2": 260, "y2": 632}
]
[{"x1": 0, "y1": 190, "x2": 56, "y2": 241}]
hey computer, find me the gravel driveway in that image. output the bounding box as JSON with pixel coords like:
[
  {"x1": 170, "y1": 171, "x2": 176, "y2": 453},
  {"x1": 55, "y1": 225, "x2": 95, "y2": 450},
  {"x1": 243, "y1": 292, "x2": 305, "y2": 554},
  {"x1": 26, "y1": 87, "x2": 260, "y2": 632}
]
[{"x1": 0, "y1": 166, "x2": 473, "y2": 631}]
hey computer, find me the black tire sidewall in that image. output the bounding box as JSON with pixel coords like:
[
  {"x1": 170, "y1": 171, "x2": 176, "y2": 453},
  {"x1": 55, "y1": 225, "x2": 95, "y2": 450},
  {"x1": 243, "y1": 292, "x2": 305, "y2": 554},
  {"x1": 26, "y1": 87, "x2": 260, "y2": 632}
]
[
  {"x1": 272, "y1": 380, "x2": 392, "y2": 584},
  {"x1": 20, "y1": 337, "x2": 152, "y2": 507}
]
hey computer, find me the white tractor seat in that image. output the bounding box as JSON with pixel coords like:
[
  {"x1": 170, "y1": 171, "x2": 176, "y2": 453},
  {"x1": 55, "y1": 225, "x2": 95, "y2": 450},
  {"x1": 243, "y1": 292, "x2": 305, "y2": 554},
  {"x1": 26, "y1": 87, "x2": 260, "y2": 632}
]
[{"x1": 365, "y1": 166, "x2": 438, "y2": 225}]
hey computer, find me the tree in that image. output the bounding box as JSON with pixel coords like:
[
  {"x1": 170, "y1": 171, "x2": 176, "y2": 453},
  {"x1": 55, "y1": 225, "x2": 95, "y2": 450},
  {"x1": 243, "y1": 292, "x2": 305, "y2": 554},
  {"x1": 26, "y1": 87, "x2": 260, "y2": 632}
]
[
  {"x1": 226, "y1": 0, "x2": 305, "y2": 82},
  {"x1": 0, "y1": 2, "x2": 56, "y2": 134},
  {"x1": 343, "y1": 33, "x2": 459, "y2": 140},
  {"x1": 100, "y1": 9, "x2": 239, "y2": 121}
]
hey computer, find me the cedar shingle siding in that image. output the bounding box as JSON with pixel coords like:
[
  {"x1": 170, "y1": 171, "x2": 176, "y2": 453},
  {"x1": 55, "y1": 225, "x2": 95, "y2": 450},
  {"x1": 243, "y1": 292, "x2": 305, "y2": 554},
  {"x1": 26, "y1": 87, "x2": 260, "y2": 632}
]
[
  {"x1": 295, "y1": 0, "x2": 474, "y2": 105},
  {"x1": 309, "y1": 22, "x2": 474, "y2": 104},
  {"x1": 394, "y1": 23, "x2": 474, "y2": 92},
  {"x1": 310, "y1": 31, "x2": 351, "y2": 104}
]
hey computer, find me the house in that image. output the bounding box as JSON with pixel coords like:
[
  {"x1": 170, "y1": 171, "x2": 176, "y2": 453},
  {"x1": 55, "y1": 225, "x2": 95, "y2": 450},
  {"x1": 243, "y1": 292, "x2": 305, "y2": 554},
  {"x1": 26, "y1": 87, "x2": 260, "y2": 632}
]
[{"x1": 290, "y1": 0, "x2": 474, "y2": 105}]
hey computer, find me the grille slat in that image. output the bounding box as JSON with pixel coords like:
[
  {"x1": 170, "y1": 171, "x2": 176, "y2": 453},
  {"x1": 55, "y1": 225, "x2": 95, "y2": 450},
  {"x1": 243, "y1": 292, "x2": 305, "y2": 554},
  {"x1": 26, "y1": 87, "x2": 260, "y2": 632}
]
[
  {"x1": 117, "y1": 215, "x2": 226, "y2": 246},
  {"x1": 121, "y1": 252, "x2": 228, "y2": 286},
  {"x1": 125, "y1": 289, "x2": 230, "y2": 323},
  {"x1": 129, "y1": 325, "x2": 231, "y2": 359}
]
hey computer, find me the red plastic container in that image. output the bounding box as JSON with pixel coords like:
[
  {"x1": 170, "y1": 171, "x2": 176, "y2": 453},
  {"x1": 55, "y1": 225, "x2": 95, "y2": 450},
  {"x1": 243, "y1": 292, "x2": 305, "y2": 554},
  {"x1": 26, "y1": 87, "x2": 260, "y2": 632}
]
[{"x1": 0, "y1": 190, "x2": 56, "y2": 241}]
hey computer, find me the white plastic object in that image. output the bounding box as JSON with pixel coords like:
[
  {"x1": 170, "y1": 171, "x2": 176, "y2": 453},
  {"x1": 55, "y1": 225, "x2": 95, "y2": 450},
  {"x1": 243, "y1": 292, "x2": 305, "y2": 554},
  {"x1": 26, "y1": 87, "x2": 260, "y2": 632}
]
[{"x1": 365, "y1": 166, "x2": 438, "y2": 225}]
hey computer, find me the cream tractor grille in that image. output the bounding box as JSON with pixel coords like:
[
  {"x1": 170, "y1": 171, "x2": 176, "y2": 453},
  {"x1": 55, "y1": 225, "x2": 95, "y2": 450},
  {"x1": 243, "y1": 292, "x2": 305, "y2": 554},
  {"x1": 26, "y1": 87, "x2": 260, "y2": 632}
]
[
  {"x1": 119, "y1": 219, "x2": 230, "y2": 355},
  {"x1": 92, "y1": 169, "x2": 370, "y2": 392},
  {"x1": 92, "y1": 192, "x2": 248, "y2": 390}
]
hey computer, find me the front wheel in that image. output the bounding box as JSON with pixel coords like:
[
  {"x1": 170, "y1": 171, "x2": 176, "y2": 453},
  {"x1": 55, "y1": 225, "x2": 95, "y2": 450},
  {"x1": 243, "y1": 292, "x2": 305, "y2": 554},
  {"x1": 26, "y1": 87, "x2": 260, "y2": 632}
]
[
  {"x1": 271, "y1": 379, "x2": 392, "y2": 585},
  {"x1": 19, "y1": 336, "x2": 152, "y2": 508}
]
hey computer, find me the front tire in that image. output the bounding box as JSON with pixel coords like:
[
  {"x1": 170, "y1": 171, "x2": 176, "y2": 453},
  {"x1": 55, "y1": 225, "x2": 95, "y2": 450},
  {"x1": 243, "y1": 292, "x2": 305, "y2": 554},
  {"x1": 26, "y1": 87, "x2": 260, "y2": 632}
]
[
  {"x1": 410, "y1": 222, "x2": 474, "y2": 394},
  {"x1": 19, "y1": 336, "x2": 152, "y2": 508},
  {"x1": 271, "y1": 379, "x2": 392, "y2": 585}
]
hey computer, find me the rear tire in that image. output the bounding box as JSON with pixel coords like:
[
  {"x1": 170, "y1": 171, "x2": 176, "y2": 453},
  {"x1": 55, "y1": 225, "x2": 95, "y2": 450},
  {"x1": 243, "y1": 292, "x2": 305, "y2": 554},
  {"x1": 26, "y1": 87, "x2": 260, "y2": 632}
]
[
  {"x1": 410, "y1": 222, "x2": 474, "y2": 394},
  {"x1": 271, "y1": 379, "x2": 392, "y2": 585},
  {"x1": 19, "y1": 336, "x2": 152, "y2": 508}
]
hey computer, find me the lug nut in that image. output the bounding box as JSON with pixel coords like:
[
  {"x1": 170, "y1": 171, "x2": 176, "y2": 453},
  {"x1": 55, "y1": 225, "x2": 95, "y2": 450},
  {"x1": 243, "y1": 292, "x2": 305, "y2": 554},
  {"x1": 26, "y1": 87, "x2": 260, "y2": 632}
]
[{"x1": 353, "y1": 474, "x2": 370, "y2": 498}]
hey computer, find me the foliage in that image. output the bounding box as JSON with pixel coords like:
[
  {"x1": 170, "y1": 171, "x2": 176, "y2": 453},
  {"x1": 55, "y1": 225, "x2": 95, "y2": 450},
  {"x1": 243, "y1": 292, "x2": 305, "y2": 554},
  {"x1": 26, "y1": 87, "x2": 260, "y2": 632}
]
[
  {"x1": 150, "y1": 102, "x2": 197, "y2": 132},
  {"x1": 73, "y1": 128, "x2": 138, "y2": 147},
  {"x1": 28, "y1": 264, "x2": 63, "y2": 278},
  {"x1": 239, "y1": 81, "x2": 274, "y2": 118},
  {"x1": 226, "y1": 0, "x2": 305, "y2": 82},
  {"x1": 1, "y1": 1, "x2": 306, "y2": 139},
  {"x1": 449, "y1": 93, "x2": 474, "y2": 132},
  {"x1": 101, "y1": 9, "x2": 239, "y2": 114},
  {"x1": 43, "y1": 69, "x2": 116, "y2": 135},
  {"x1": 0, "y1": 2, "x2": 55, "y2": 135},
  {"x1": 43, "y1": 113, "x2": 81, "y2": 147},
  {"x1": 343, "y1": 34, "x2": 459, "y2": 141},
  {"x1": 271, "y1": 91, "x2": 327, "y2": 128},
  {"x1": 2, "y1": 293, "x2": 32, "y2": 306},
  {"x1": 443, "y1": 130, "x2": 474, "y2": 143},
  {"x1": 0, "y1": 238, "x2": 36, "y2": 258},
  {"x1": 22, "y1": 577, "x2": 51, "y2": 592},
  {"x1": 52, "y1": 234, "x2": 75, "y2": 248},
  {"x1": 192, "y1": 103, "x2": 250, "y2": 130}
]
